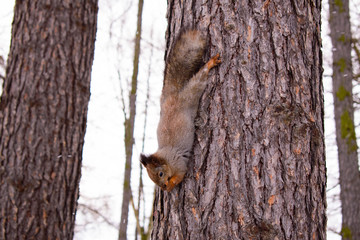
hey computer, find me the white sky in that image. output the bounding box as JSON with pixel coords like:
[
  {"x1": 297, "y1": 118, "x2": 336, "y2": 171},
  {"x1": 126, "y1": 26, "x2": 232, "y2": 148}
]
[{"x1": 2, "y1": 0, "x2": 360, "y2": 239}]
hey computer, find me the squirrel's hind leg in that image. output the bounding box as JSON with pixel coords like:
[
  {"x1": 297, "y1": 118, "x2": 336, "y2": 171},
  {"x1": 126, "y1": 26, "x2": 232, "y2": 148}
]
[{"x1": 178, "y1": 53, "x2": 221, "y2": 106}]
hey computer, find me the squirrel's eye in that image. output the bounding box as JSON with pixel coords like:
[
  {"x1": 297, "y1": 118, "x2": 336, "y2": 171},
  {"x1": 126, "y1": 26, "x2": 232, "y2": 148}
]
[{"x1": 159, "y1": 172, "x2": 164, "y2": 177}]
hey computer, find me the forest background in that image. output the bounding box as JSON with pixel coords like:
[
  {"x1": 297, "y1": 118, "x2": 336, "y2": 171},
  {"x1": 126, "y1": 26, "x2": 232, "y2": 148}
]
[{"x1": 0, "y1": 0, "x2": 359, "y2": 239}]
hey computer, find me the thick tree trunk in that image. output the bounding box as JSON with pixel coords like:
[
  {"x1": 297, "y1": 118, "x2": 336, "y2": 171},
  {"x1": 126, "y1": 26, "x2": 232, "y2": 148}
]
[
  {"x1": 0, "y1": 1, "x2": 98, "y2": 239},
  {"x1": 151, "y1": 0, "x2": 326, "y2": 239},
  {"x1": 329, "y1": 0, "x2": 360, "y2": 239}
]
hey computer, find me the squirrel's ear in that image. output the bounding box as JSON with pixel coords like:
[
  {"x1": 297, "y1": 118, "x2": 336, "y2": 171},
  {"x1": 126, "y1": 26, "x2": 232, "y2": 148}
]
[
  {"x1": 140, "y1": 154, "x2": 149, "y2": 166},
  {"x1": 140, "y1": 154, "x2": 165, "y2": 166}
]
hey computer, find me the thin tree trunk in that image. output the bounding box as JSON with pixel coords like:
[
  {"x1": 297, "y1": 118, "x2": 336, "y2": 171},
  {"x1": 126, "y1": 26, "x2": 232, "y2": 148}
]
[
  {"x1": 329, "y1": 0, "x2": 360, "y2": 239},
  {"x1": 151, "y1": 0, "x2": 326, "y2": 239},
  {"x1": 118, "y1": 0, "x2": 144, "y2": 239},
  {"x1": 0, "y1": 1, "x2": 98, "y2": 239},
  {"x1": 134, "y1": 26, "x2": 154, "y2": 240}
]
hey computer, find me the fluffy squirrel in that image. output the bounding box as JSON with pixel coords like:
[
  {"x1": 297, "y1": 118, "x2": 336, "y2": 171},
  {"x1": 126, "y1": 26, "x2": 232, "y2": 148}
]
[{"x1": 140, "y1": 30, "x2": 221, "y2": 191}]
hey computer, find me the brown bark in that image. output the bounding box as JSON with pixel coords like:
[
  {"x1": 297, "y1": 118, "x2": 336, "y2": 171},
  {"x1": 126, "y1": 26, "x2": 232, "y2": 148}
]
[
  {"x1": 151, "y1": 0, "x2": 326, "y2": 239},
  {"x1": 0, "y1": 1, "x2": 98, "y2": 239},
  {"x1": 329, "y1": 0, "x2": 360, "y2": 239}
]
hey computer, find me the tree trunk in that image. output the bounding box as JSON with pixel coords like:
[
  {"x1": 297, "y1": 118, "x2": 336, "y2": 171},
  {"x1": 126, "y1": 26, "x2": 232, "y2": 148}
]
[
  {"x1": 151, "y1": 0, "x2": 326, "y2": 239},
  {"x1": 118, "y1": 0, "x2": 144, "y2": 239},
  {"x1": 329, "y1": 0, "x2": 360, "y2": 239},
  {"x1": 0, "y1": 1, "x2": 98, "y2": 239}
]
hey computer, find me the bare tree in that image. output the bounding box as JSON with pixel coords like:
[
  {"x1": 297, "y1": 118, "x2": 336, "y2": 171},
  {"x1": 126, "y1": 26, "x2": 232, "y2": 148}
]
[
  {"x1": 0, "y1": 0, "x2": 98, "y2": 239},
  {"x1": 151, "y1": 0, "x2": 326, "y2": 239},
  {"x1": 329, "y1": 0, "x2": 360, "y2": 239},
  {"x1": 118, "y1": 0, "x2": 144, "y2": 239},
  {"x1": 134, "y1": 27, "x2": 155, "y2": 240}
]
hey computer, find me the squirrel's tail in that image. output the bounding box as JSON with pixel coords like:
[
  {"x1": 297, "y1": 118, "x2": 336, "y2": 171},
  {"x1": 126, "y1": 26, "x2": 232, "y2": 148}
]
[{"x1": 164, "y1": 30, "x2": 206, "y2": 90}]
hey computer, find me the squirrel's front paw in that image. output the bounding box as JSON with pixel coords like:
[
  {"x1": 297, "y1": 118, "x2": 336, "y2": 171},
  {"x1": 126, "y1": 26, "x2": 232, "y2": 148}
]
[{"x1": 165, "y1": 174, "x2": 185, "y2": 191}]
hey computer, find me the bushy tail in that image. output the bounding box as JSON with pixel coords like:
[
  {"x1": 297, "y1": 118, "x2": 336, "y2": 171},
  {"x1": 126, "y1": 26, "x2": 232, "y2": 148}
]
[{"x1": 164, "y1": 30, "x2": 206, "y2": 90}]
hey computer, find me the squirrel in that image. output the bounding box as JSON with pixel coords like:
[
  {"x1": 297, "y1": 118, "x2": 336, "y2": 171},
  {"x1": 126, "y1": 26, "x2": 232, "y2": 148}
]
[{"x1": 140, "y1": 30, "x2": 221, "y2": 191}]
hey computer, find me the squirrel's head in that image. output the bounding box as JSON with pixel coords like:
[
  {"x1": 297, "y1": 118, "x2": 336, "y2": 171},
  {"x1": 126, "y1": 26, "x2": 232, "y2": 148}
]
[{"x1": 140, "y1": 153, "x2": 171, "y2": 190}]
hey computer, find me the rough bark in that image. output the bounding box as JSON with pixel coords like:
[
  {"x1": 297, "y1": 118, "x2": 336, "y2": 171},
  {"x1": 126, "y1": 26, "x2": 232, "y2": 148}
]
[
  {"x1": 0, "y1": 1, "x2": 98, "y2": 239},
  {"x1": 329, "y1": 0, "x2": 360, "y2": 239},
  {"x1": 118, "y1": 0, "x2": 144, "y2": 239},
  {"x1": 151, "y1": 0, "x2": 326, "y2": 239}
]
